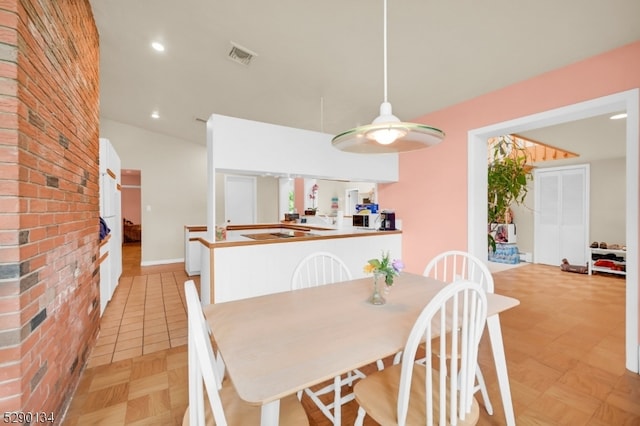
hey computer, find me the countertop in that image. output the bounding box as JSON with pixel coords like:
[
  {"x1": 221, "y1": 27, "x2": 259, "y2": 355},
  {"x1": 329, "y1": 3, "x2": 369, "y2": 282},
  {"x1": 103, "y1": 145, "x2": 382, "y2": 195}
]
[{"x1": 195, "y1": 223, "x2": 401, "y2": 248}]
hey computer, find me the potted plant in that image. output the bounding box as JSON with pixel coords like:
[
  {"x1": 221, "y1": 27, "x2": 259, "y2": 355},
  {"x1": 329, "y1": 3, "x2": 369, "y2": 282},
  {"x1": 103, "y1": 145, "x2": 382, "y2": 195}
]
[
  {"x1": 487, "y1": 135, "x2": 532, "y2": 251},
  {"x1": 305, "y1": 184, "x2": 319, "y2": 215}
]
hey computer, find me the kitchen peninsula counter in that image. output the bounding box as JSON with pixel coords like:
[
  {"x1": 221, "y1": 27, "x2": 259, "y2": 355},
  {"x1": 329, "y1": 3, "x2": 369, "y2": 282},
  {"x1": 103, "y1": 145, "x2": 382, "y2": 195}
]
[
  {"x1": 193, "y1": 223, "x2": 402, "y2": 304},
  {"x1": 208, "y1": 223, "x2": 401, "y2": 246}
]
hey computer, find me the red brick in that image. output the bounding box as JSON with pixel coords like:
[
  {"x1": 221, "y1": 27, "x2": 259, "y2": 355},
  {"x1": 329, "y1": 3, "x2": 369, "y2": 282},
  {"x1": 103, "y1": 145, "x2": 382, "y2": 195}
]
[
  {"x1": 0, "y1": 393, "x2": 22, "y2": 413},
  {"x1": 0, "y1": 127, "x2": 18, "y2": 144},
  {"x1": 0, "y1": 295, "x2": 20, "y2": 313},
  {"x1": 0, "y1": 378, "x2": 21, "y2": 398},
  {"x1": 2, "y1": 0, "x2": 101, "y2": 416},
  {"x1": 0, "y1": 61, "x2": 18, "y2": 79},
  {"x1": 0, "y1": 247, "x2": 18, "y2": 264},
  {"x1": 0, "y1": 230, "x2": 18, "y2": 245},
  {"x1": 0, "y1": 196, "x2": 20, "y2": 212},
  {"x1": 0, "y1": 311, "x2": 20, "y2": 330},
  {"x1": 0, "y1": 362, "x2": 21, "y2": 382}
]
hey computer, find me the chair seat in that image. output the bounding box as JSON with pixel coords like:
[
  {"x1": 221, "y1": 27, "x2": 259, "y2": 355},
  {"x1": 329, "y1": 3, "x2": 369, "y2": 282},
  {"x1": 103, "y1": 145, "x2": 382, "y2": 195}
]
[
  {"x1": 182, "y1": 379, "x2": 309, "y2": 425},
  {"x1": 354, "y1": 363, "x2": 479, "y2": 426}
]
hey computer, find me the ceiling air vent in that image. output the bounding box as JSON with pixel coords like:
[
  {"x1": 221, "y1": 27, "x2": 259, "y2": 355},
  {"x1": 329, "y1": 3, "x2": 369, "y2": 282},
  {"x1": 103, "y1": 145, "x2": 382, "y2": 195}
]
[{"x1": 228, "y1": 42, "x2": 257, "y2": 66}]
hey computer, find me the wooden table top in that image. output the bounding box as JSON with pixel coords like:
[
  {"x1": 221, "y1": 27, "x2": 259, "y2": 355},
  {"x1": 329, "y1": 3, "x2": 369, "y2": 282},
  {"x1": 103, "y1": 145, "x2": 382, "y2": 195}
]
[{"x1": 202, "y1": 272, "x2": 519, "y2": 406}]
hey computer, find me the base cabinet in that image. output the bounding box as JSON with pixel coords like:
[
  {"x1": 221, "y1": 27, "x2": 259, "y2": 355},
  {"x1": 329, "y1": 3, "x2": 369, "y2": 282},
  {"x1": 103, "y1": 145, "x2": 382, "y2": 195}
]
[{"x1": 588, "y1": 247, "x2": 626, "y2": 276}]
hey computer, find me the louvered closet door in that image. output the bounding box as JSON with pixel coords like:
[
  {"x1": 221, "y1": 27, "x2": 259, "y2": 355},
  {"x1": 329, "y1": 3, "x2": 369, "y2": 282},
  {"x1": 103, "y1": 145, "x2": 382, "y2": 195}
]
[{"x1": 534, "y1": 165, "x2": 589, "y2": 266}]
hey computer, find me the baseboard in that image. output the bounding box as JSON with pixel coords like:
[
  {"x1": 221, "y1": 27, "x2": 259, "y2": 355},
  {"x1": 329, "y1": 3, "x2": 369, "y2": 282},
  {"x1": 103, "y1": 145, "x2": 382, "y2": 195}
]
[
  {"x1": 140, "y1": 258, "x2": 184, "y2": 267},
  {"x1": 519, "y1": 252, "x2": 532, "y2": 262}
]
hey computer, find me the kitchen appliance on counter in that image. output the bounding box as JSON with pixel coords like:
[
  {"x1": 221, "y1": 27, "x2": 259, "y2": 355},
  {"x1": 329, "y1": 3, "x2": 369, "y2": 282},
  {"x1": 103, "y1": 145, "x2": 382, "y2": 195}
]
[
  {"x1": 284, "y1": 213, "x2": 299, "y2": 222},
  {"x1": 379, "y1": 210, "x2": 396, "y2": 231},
  {"x1": 353, "y1": 213, "x2": 380, "y2": 229}
]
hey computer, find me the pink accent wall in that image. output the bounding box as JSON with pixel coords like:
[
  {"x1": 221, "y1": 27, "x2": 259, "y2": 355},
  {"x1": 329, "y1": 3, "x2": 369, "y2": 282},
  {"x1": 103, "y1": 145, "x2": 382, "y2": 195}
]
[
  {"x1": 121, "y1": 171, "x2": 141, "y2": 224},
  {"x1": 379, "y1": 41, "x2": 640, "y2": 275},
  {"x1": 122, "y1": 188, "x2": 141, "y2": 224}
]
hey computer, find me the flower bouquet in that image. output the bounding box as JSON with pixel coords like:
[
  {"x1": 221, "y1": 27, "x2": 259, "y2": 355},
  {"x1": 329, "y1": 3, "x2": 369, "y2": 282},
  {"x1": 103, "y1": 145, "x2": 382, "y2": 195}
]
[{"x1": 364, "y1": 251, "x2": 404, "y2": 286}]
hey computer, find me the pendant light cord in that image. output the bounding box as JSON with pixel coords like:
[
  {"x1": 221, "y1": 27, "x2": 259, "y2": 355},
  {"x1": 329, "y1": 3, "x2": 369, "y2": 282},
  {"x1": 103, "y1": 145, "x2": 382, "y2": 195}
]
[{"x1": 383, "y1": 0, "x2": 388, "y2": 104}]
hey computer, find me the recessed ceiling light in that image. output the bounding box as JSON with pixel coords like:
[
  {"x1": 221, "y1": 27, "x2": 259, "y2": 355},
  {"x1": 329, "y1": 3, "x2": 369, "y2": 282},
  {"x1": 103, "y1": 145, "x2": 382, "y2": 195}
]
[
  {"x1": 151, "y1": 41, "x2": 165, "y2": 52},
  {"x1": 151, "y1": 111, "x2": 160, "y2": 119},
  {"x1": 610, "y1": 113, "x2": 627, "y2": 120}
]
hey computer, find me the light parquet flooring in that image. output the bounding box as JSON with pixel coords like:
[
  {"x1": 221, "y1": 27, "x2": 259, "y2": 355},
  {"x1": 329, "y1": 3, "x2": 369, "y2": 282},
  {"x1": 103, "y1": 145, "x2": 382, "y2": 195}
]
[{"x1": 62, "y1": 246, "x2": 640, "y2": 425}]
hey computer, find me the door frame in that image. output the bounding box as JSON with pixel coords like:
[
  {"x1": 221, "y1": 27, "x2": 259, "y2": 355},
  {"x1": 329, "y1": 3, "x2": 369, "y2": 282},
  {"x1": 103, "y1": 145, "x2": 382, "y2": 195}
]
[{"x1": 467, "y1": 88, "x2": 639, "y2": 373}]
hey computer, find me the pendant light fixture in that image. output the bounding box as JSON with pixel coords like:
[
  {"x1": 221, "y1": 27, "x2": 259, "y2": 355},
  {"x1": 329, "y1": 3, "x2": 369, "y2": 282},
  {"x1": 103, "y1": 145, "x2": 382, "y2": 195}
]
[{"x1": 332, "y1": 0, "x2": 445, "y2": 154}]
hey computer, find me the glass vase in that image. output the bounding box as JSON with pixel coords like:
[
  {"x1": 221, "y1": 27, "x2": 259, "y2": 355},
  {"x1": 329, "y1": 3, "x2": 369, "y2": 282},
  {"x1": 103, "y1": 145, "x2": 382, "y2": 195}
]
[{"x1": 368, "y1": 272, "x2": 387, "y2": 305}]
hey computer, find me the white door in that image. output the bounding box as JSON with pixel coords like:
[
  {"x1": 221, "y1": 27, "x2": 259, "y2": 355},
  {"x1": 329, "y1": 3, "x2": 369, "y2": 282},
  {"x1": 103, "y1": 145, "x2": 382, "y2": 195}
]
[
  {"x1": 534, "y1": 165, "x2": 589, "y2": 266},
  {"x1": 346, "y1": 189, "x2": 359, "y2": 215},
  {"x1": 225, "y1": 175, "x2": 257, "y2": 224}
]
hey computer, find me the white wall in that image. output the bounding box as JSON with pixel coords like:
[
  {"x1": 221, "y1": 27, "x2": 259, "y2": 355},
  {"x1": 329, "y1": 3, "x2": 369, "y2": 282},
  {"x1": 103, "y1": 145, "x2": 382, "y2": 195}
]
[
  {"x1": 209, "y1": 114, "x2": 399, "y2": 182},
  {"x1": 100, "y1": 118, "x2": 208, "y2": 265},
  {"x1": 314, "y1": 179, "x2": 376, "y2": 216},
  {"x1": 511, "y1": 157, "x2": 626, "y2": 257},
  {"x1": 589, "y1": 157, "x2": 626, "y2": 244},
  {"x1": 256, "y1": 176, "x2": 280, "y2": 223},
  {"x1": 207, "y1": 114, "x2": 400, "y2": 238}
]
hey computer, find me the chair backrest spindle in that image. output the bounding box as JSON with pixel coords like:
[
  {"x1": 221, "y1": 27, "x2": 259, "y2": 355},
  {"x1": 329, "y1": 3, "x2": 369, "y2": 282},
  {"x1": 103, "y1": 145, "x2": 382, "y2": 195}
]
[
  {"x1": 291, "y1": 251, "x2": 352, "y2": 289},
  {"x1": 424, "y1": 250, "x2": 494, "y2": 293},
  {"x1": 398, "y1": 280, "x2": 487, "y2": 426}
]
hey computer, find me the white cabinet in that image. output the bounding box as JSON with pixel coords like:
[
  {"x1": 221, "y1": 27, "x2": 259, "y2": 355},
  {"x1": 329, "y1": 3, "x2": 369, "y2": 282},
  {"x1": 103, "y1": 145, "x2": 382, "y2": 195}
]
[
  {"x1": 185, "y1": 226, "x2": 207, "y2": 276},
  {"x1": 588, "y1": 247, "x2": 626, "y2": 276}
]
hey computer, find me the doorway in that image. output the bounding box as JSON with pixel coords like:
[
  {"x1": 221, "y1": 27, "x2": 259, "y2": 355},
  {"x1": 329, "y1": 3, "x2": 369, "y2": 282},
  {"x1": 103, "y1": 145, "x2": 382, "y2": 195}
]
[
  {"x1": 467, "y1": 89, "x2": 639, "y2": 373},
  {"x1": 121, "y1": 169, "x2": 142, "y2": 244},
  {"x1": 346, "y1": 188, "x2": 359, "y2": 215}
]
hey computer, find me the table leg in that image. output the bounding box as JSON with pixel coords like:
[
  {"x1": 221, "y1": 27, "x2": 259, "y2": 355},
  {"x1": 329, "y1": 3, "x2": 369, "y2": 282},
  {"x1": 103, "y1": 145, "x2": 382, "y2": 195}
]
[
  {"x1": 261, "y1": 400, "x2": 280, "y2": 426},
  {"x1": 487, "y1": 314, "x2": 515, "y2": 426}
]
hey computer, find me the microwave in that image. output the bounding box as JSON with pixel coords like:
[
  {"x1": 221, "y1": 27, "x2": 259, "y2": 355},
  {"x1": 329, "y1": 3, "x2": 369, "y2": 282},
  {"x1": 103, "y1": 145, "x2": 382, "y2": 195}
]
[{"x1": 353, "y1": 213, "x2": 380, "y2": 229}]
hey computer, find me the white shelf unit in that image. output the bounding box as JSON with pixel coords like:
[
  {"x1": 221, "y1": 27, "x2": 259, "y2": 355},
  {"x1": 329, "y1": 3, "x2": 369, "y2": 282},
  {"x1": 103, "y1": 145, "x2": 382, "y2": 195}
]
[{"x1": 588, "y1": 247, "x2": 626, "y2": 276}]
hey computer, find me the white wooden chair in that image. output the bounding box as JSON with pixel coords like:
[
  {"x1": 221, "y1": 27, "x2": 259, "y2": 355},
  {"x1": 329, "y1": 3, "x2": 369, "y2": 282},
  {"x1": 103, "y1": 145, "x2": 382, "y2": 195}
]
[
  {"x1": 291, "y1": 251, "x2": 354, "y2": 289},
  {"x1": 421, "y1": 250, "x2": 495, "y2": 415},
  {"x1": 291, "y1": 252, "x2": 366, "y2": 426},
  {"x1": 353, "y1": 280, "x2": 488, "y2": 426},
  {"x1": 183, "y1": 280, "x2": 308, "y2": 426}
]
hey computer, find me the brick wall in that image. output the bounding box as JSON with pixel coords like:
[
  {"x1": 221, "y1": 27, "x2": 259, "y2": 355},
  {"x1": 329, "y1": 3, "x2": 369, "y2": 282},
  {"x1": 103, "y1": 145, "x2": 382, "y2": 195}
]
[{"x1": 0, "y1": 0, "x2": 100, "y2": 418}]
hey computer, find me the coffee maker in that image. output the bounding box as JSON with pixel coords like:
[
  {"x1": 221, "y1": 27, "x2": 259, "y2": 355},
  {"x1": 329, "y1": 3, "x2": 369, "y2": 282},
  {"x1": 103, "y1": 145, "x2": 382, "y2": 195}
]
[{"x1": 379, "y1": 210, "x2": 396, "y2": 231}]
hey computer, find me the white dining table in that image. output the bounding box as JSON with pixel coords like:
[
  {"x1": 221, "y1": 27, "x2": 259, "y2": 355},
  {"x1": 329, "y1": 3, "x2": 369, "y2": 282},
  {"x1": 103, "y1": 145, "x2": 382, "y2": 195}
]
[{"x1": 202, "y1": 272, "x2": 519, "y2": 426}]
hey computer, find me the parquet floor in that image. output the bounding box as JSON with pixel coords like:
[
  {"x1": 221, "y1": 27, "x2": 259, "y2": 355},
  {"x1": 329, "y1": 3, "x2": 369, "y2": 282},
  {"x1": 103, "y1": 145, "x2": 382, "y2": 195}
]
[{"x1": 62, "y1": 246, "x2": 640, "y2": 425}]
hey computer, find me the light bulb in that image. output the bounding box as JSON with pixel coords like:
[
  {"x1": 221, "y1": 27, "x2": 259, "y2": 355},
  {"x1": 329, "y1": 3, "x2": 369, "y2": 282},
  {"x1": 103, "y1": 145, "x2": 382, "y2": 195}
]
[{"x1": 368, "y1": 127, "x2": 407, "y2": 145}]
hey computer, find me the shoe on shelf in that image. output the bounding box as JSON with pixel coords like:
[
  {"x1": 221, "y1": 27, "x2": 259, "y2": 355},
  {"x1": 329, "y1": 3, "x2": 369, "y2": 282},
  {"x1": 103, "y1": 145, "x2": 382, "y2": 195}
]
[
  {"x1": 599, "y1": 242, "x2": 608, "y2": 249},
  {"x1": 609, "y1": 244, "x2": 620, "y2": 250},
  {"x1": 590, "y1": 242, "x2": 599, "y2": 248}
]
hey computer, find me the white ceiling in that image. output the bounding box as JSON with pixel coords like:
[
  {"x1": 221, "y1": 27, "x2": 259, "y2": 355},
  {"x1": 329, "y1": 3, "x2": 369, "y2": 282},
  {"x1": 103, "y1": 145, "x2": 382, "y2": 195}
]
[{"x1": 89, "y1": 0, "x2": 639, "y2": 157}]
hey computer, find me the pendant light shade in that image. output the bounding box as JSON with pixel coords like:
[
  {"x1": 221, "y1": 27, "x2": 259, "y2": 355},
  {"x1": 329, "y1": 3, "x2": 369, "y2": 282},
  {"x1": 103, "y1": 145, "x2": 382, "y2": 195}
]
[{"x1": 332, "y1": 0, "x2": 445, "y2": 154}]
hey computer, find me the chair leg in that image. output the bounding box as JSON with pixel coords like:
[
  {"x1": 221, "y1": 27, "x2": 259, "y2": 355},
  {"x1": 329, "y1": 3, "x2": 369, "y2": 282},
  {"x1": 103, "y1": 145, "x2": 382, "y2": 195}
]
[
  {"x1": 333, "y1": 375, "x2": 341, "y2": 426},
  {"x1": 475, "y1": 365, "x2": 493, "y2": 415},
  {"x1": 376, "y1": 358, "x2": 385, "y2": 370},
  {"x1": 305, "y1": 387, "x2": 336, "y2": 424},
  {"x1": 354, "y1": 406, "x2": 366, "y2": 426}
]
